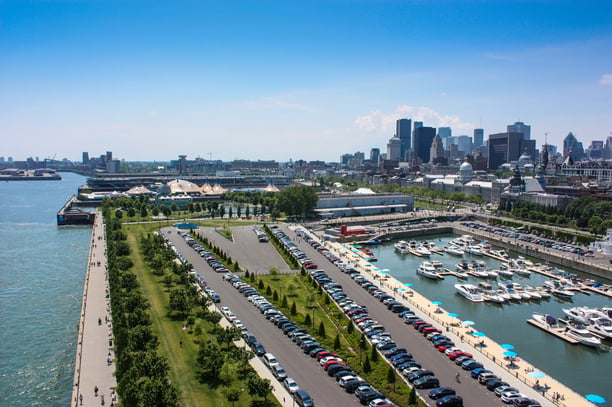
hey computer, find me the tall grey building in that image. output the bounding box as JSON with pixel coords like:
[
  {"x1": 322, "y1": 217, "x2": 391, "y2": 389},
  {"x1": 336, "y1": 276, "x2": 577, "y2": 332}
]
[
  {"x1": 487, "y1": 132, "x2": 535, "y2": 170},
  {"x1": 507, "y1": 121, "x2": 531, "y2": 140},
  {"x1": 387, "y1": 136, "x2": 402, "y2": 161},
  {"x1": 396, "y1": 118, "x2": 412, "y2": 159},
  {"x1": 414, "y1": 121, "x2": 423, "y2": 131},
  {"x1": 370, "y1": 148, "x2": 380, "y2": 163},
  {"x1": 473, "y1": 128, "x2": 484, "y2": 147}
]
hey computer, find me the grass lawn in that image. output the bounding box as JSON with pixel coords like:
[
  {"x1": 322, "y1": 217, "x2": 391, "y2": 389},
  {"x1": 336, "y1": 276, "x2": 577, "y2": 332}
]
[{"x1": 123, "y1": 223, "x2": 270, "y2": 407}]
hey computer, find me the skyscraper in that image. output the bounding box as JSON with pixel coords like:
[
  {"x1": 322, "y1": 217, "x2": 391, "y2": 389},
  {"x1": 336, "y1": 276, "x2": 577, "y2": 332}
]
[
  {"x1": 412, "y1": 126, "x2": 436, "y2": 164},
  {"x1": 387, "y1": 136, "x2": 402, "y2": 161},
  {"x1": 438, "y1": 127, "x2": 452, "y2": 149},
  {"x1": 473, "y1": 128, "x2": 484, "y2": 148},
  {"x1": 507, "y1": 121, "x2": 531, "y2": 140},
  {"x1": 429, "y1": 134, "x2": 447, "y2": 165},
  {"x1": 370, "y1": 148, "x2": 380, "y2": 163},
  {"x1": 396, "y1": 118, "x2": 412, "y2": 159},
  {"x1": 563, "y1": 132, "x2": 584, "y2": 161},
  {"x1": 487, "y1": 132, "x2": 534, "y2": 170}
]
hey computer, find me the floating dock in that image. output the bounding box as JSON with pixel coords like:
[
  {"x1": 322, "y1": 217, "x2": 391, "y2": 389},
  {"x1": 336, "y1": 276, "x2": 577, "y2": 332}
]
[{"x1": 527, "y1": 319, "x2": 578, "y2": 344}]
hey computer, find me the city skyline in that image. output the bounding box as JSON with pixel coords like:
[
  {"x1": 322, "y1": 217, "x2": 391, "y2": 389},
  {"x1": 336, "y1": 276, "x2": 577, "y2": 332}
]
[{"x1": 1, "y1": 0, "x2": 611, "y2": 162}]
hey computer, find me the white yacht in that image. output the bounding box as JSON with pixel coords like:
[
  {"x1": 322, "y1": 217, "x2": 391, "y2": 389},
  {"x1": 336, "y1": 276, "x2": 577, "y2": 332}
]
[
  {"x1": 465, "y1": 245, "x2": 483, "y2": 256},
  {"x1": 523, "y1": 286, "x2": 542, "y2": 300},
  {"x1": 455, "y1": 283, "x2": 484, "y2": 302},
  {"x1": 498, "y1": 269, "x2": 515, "y2": 279},
  {"x1": 416, "y1": 261, "x2": 444, "y2": 280},
  {"x1": 445, "y1": 245, "x2": 464, "y2": 256},
  {"x1": 394, "y1": 240, "x2": 410, "y2": 254},
  {"x1": 587, "y1": 317, "x2": 612, "y2": 341},
  {"x1": 478, "y1": 283, "x2": 505, "y2": 304},
  {"x1": 563, "y1": 307, "x2": 604, "y2": 325},
  {"x1": 498, "y1": 282, "x2": 522, "y2": 301},
  {"x1": 532, "y1": 313, "x2": 560, "y2": 329},
  {"x1": 564, "y1": 322, "x2": 602, "y2": 347},
  {"x1": 414, "y1": 244, "x2": 431, "y2": 257}
]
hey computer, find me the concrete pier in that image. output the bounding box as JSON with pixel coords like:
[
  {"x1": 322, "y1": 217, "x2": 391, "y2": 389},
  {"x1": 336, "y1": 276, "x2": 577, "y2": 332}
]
[{"x1": 71, "y1": 213, "x2": 117, "y2": 406}]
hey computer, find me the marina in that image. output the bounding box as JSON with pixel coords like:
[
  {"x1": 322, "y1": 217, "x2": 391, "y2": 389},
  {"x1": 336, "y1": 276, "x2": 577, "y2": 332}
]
[{"x1": 352, "y1": 234, "x2": 612, "y2": 403}]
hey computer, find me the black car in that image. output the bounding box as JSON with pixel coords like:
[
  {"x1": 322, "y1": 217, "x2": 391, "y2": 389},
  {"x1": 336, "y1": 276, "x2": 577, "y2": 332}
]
[
  {"x1": 428, "y1": 387, "x2": 456, "y2": 400},
  {"x1": 414, "y1": 376, "x2": 440, "y2": 389},
  {"x1": 252, "y1": 342, "x2": 266, "y2": 356},
  {"x1": 407, "y1": 369, "x2": 435, "y2": 383},
  {"x1": 436, "y1": 395, "x2": 463, "y2": 407},
  {"x1": 357, "y1": 389, "x2": 384, "y2": 405}
]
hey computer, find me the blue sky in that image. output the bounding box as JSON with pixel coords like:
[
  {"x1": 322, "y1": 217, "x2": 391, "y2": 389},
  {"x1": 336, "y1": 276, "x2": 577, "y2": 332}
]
[{"x1": 1, "y1": 0, "x2": 611, "y2": 162}]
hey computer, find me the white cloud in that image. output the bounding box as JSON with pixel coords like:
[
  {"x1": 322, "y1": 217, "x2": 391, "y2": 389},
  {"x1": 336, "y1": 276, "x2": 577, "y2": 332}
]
[
  {"x1": 600, "y1": 74, "x2": 612, "y2": 85},
  {"x1": 354, "y1": 105, "x2": 474, "y2": 136}
]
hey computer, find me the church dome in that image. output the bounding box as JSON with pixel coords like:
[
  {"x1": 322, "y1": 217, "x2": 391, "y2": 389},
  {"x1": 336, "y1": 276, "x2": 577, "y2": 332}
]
[
  {"x1": 519, "y1": 152, "x2": 532, "y2": 162},
  {"x1": 459, "y1": 161, "x2": 473, "y2": 171}
]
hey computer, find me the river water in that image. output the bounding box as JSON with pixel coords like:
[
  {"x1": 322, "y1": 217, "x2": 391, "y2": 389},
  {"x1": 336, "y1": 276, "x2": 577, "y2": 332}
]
[
  {"x1": 0, "y1": 173, "x2": 90, "y2": 406},
  {"x1": 364, "y1": 237, "x2": 612, "y2": 403}
]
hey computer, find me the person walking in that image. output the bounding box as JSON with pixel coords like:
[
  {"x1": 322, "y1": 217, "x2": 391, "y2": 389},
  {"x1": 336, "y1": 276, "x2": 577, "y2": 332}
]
[
  {"x1": 455, "y1": 372, "x2": 460, "y2": 383},
  {"x1": 79, "y1": 394, "x2": 83, "y2": 405}
]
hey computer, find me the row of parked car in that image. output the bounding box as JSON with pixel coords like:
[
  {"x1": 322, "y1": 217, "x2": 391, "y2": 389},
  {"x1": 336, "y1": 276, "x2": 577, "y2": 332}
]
[
  {"x1": 253, "y1": 227, "x2": 269, "y2": 243},
  {"x1": 179, "y1": 231, "x2": 231, "y2": 272},
  {"x1": 463, "y1": 222, "x2": 591, "y2": 256}
]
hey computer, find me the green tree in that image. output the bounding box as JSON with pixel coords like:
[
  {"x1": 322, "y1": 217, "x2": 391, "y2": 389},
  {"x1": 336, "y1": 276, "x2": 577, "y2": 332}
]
[
  {"x1": 318, "y1": 322, "x2": 326, "y2": 338},
  {"x1": 304, "y1": 313, "x2": 312, "y2": 326},
  {"x1": 275, "y1": 184, "x2": 319, "y2": 218},
  {"x1": 333, "y1": 334, "x2": 341, "y2": 350},
  {"x1": 225, "y1": 387, "x2": 241, "y2": 407},
  {"x1": 363, "y1": 354, "x2": 371, "y2": 373},
  {"x1": 168, "y1": 288, "x2": 192, "y2": 317},
  {"x1": 387, "y1": 365, "x2": 396, "y2": 390},
  {"x1": 247, "y1": 374, "x2": 273, "y2": 401},
  {"x1": 408, "y1": 386, "x2": 417, "y2": 405},
  {"x1": 347, "y1": 321, "x2": 354, "y2": 334},
  {"x1": 290, "y1": 302, "x2": 297, "y2": 316},
  {"x1": 370, "y1": 344, "x2": 378, "y2": 362},
  {"x1": 197, "y1": 343, "x2": 224, "y2": 380}
]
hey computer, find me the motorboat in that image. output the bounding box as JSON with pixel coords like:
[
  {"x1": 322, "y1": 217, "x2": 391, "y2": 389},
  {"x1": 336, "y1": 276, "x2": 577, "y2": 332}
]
[
  {"x1": 456, "y1": 259, "x2": 469, "y2": 272},
  {"x1": 455, "y1": 283, "x2": 484, "y2": 302},
  {"x1": 465, "y1": 245, "x2": 483, "y2": 256},
  {"x1": 478, "y1": 282, "x2": 505, "y2": 304},
  {"x1": 535, "y1": 287, "x2": 551, "y2": 299},
  {"x1": 551, "y1": 288, "x2": 575, "y2": 299},
  {"x1": 564, "y1": 322, "x2": 602, "y2": 347},
  {"x1": 394, "y1": 240, "x2": 410, "y2": 254},
  {"x1": 414, "y1": 245, "x2": 431, "y2": 257},
  {"x1": 512, "y1": 284, "x2": 534, "y2": 301},
  {"x1": 486, "y1": 269, "x2": 499, "y2": 279},
  {"x1": 430, "y1": 260, "x2": 445, "y2": 273},
  {"x1": 563, "y1": 307, "x2": 604, "y2": 325},
  {"x1": 498, "y1": 269, "x2": 514, "y2": 279},
  {"x1": 587, "y1": 317, "x2": 612, "y2": 341},
  {"x1": 417, "y1": 261, "x2": 444, "y2": 280},
  {"x1": 532, "y1": 313, "x2": 560, "y2": 329},
  {"x1": 498, "y1": 282, "x2": 522, "y2": 301},
  {"x1": 445, "y1": 245, "x2": 465, "y2": 256},
  {"x1": 523, "y1": 286, "x2": 542, "y2": 301}
]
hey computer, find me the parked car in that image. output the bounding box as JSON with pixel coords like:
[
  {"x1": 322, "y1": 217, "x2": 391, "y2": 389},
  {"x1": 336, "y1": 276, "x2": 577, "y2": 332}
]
[
  {"x1": 428, "y1": 387, "x2": 456, "y2": 400},
  {"x1": 414, "y1": 376, "x2": 440, "y2": 389},
  {"x1": 436, "y1": 395, "x2": 463, "y2": 407},
  {"x1": 283, "y1": 377, "x2": 299, "y2": 393}
]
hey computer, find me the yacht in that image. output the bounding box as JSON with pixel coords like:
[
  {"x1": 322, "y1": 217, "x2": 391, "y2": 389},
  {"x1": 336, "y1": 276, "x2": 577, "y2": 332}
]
[
  {"x1": 533, "y1": 313, "x2": 560, "y2": 329},
  {"x1": 478, "y1": 282, "x2": 505, "y2": 304},
  {"x1": 523, "y1": 286, "x2": 542, "y2": 300},
  {"x1": 587, "y1": 317, "x2": 612, "y2": 341},
  {"x1": 564, "y1": 322, "x2": 602, "y2": 347},
  {"x1": 431, "y1": 260, "x2": 445, "y2": 273},
  {"x1": 563, "y1": 307, "x2": 604, "y2": 325},
  {"x1": 394, "y1": 240, "x2": 410, "y2": 254},
  {"x1": 465, "y1": 245, "x2": 483, "y2": 256},
  {"x1": 498, "y1": 282, "x2": 522, "y2": 301},
  {"x1": 445, "y1": 245, "x2": 465, "y2": 256},
  {"x1": 498, "y1": 268, "x2": 515, "y2": 279},
  {"x1": 414, "y1": 244, "x2": 432, "y2": 257},
  {"x1": 416, "y1": 261, "x2": 444, "y2": 280},
  {"x1": 456, "y1": 259, "x2": 469, "y2": 272},
  {"x1": 455, "y1": 283, "x2": 484, "y2": 302},
  {"x1": 551, "y1": 288, "x2": 575, "y2": 300}
]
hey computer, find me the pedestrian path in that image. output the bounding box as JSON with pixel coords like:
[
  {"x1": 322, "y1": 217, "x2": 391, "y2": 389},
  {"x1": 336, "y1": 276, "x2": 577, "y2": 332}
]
[{"x1": 71, "y1": 213, "x2": 117, "y2": 407}]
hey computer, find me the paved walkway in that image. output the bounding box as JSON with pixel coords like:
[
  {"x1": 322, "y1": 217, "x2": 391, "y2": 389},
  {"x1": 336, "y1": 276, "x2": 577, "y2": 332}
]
[
  {"x1": 323, "y1": 239, "x2": 597, "y2": 407},
  {"x1": 71, "y1": 213, "x2": 117, "y2": 407}
]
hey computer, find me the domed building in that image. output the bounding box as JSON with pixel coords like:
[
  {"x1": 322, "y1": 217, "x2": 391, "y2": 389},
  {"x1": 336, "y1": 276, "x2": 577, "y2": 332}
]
[
  {"x1": 166, "y1": 179, "x2": 202, "y2": 195},
  {"x1": 458, "y1": 160, "x2": 473, "y2": 184}
]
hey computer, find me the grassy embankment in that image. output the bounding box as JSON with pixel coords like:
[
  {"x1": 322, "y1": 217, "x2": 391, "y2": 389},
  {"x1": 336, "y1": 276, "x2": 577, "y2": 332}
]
[{"x1": 123, "y1": 223, "x2": 274, "y2": 407}]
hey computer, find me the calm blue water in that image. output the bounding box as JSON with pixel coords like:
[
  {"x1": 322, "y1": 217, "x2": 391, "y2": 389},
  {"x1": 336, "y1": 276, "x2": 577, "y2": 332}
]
[
  {"x1": 0, "y1": 173, "x2": 90, "y2": 406},
  {"x1": 366, "y1": 237, "x2": 612, "y2": 403}
]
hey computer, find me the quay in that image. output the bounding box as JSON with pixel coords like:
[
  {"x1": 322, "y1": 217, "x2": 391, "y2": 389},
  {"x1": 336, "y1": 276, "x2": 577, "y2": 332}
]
[
  {"x1": 71, "y1": 213, "x2": 117, "y2": 406},
  {"x1": 526, "y1": 319, "x2": 579, "y2": 344},
  {"x1": 57, "y1": 195, "x2": 95, "y2": 226}
]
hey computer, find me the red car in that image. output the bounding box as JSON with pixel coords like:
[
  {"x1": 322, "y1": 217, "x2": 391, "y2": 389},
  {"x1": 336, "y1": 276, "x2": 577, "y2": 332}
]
[
  {"x1": 422, "y1": 327, "x2": 442, "y2": 335},
  {"x1": 448, "y1": 350, "x2": 473, "y2": 361}
]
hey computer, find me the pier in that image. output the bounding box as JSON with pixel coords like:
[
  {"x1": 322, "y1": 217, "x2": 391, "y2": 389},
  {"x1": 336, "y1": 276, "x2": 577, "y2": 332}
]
[
  {"x1": 526, "y1": 319, "x2": 579, "y2": 344},
  {"x1": 57, "y1": 195, "x2": 95, "y2": 226}
]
